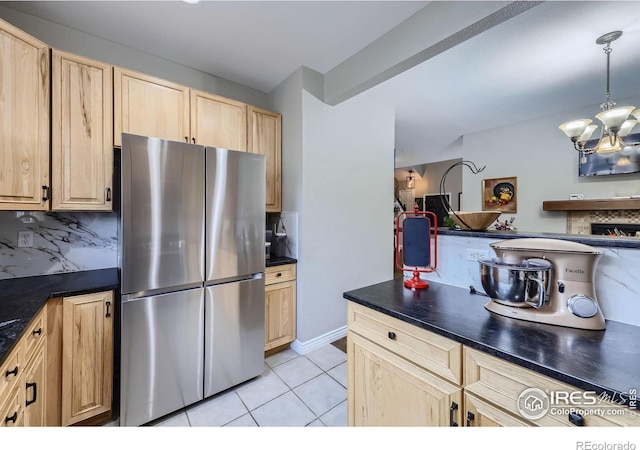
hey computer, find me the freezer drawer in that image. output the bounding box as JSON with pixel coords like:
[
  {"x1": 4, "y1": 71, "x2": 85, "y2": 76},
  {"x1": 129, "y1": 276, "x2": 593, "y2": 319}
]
[
  {"x1": 204, "y1": 277, "x2": 265, "y2": 398},
  {"x1": 120, "y1": 288, "x2": 205, "y2": 426}
]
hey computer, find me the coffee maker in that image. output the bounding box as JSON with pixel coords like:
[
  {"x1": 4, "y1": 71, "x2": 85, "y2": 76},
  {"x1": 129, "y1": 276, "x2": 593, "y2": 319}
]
[{"x1": 478, "y1": 238, "x2": 606, "y2": 330}]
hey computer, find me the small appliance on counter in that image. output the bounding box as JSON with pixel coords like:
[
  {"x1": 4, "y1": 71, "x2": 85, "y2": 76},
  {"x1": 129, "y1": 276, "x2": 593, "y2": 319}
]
[
  {"x1": 270, "y1": 217, "x2": 288, "y2": 258},
  {"x1": 475, "y1": 238, "x2": 606, "y2": 330}
]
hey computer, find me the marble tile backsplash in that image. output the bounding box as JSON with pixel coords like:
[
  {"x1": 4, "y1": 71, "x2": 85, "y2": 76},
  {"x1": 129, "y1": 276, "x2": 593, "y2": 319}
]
[
  {"x1": 0, "y1": 211, "x2": 117, "y2": 279},
  {"x1": 417, "y1": 234, "x2": 640, "y2": 327}
]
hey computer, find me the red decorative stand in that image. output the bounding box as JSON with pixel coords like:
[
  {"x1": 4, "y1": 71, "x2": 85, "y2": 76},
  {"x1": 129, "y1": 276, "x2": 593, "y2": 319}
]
[{"x1": 395, "y1": 203, "x2": 438, "y2": 290}]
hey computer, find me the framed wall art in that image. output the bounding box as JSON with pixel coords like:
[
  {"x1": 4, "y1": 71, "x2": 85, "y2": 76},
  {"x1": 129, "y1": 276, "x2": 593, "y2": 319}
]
[{"x1": 482, "y1": 176, "x2": 517, "y2": 213}]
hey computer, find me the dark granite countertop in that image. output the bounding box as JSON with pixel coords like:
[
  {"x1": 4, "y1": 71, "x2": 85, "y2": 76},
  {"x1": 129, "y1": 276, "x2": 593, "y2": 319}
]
[
  {"x1": 266, "y1": 256, "x2": 297, "y2": 267},
  {"x1": 0, "y1": 268, "x2": 119, "y2": 365},
  {"x1": 437, "y1": 228, "x2": 640, "y2": 249},
  {"x1": 344, "y1": 278, "x2": 640, "y2": 408}
]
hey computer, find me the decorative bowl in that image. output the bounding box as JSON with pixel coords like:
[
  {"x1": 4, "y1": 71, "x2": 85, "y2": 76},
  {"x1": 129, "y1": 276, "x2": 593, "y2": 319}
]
[{"x1": 448, "y1": 211, "x2": 501, "y2": 231}]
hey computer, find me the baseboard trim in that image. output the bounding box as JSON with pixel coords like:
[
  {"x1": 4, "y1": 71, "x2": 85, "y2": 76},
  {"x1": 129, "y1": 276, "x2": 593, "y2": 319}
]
[{"x1": 289, "y1": 325, "x2": 347, "y2": 355}]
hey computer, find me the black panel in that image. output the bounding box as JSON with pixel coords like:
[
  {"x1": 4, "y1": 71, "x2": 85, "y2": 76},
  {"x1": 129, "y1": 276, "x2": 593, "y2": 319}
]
[{"x1": 403, "y1": 217, "x2": 431, "y2": 267}]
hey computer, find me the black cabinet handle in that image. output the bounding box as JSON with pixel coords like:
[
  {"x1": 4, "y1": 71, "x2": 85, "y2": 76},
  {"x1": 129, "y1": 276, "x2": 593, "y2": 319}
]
[
  {"x1": 388, "y1": 331, "x2": 396, "y2": 340},
  {"x1": 569, "y1": 411, "x2": 584, "y2": 426},
  {"x1": 192, "y1": 138, "x2": 196, "y2": 144},
  {"x1": 185, "y1": 136, "x2": 188, "y2": 142},
  {"x1": 450, "y1": 401, "x2": 459, "y2": 426},
  {"x1": 106, "y1": 187, "x2": 112, "y2": 202},
  {"x1": 42, "y1": 185, "x2": 50, "y2": 201},
  {"x1": 32, "y1": 327, "x2": 42, "y2": 336},
  {"x1": 106, "y1": 301, "x2": 111, "y2": 318},
  {"x1": 466, "y1": 411, "x2": 475, "y2": 427},
  {"x1": 5, "y1": 366, "x2": 18, "y2": 378},
  {"x1": 276, "y1": 272, "x2": 282, "y2": 277},
  {"x1": 4, "y1": 412, "x2": 17, "y2": 424},
  {"x1": 25, "y1": 382, "x2": 37, "y2": 407}
]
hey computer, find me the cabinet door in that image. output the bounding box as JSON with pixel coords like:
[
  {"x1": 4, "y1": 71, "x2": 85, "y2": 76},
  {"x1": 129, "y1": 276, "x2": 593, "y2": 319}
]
[
  {"x1": 23, "y1": 344, "x2": 46, "y2": 427},
  {"x1": 114, "y1": 67, "x2": 189, "y2": 147},
  {"x1": 464, "y1": 392, "x2": 531, "y2": 427},
  {"x1": 51, "y1": 50, "x2": 113, "y2": 211},
  {"x1": 247, "y1": 106, "x2": 281, "y2": 212},
  {"x1": 264, "y1": 280, "x2": 296, "y2": 351},
  {"x1": 61, "y1": 291, "x2": 113, "y2": 426},
  {"x1": 191, "y1": 90, "x2": 247, "y2": 150},
  {"x1": 0, "y1": 19, "x2": 50, "y2": 211},
  {"x1": 0, "y1": 386, "x2": 24, "y2": 427},
  {"x1": 347, "y1": 332, "x2": 462, "y2": 426}
]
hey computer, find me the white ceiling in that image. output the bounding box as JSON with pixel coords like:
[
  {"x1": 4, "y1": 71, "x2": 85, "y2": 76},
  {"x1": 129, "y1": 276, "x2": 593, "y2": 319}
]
[{"x1": 4, "y1": 1, "x2": 640, "y2": 169}]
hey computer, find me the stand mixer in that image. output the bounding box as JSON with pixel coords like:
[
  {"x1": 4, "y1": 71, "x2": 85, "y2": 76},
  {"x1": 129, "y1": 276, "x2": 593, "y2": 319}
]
[{"x1": 477, "y1": 238, "x2": 606, "y2": 330}]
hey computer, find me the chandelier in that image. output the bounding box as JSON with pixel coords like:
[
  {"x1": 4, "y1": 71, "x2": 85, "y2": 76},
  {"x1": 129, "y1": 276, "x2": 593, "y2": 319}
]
[
  {"x1": 559, "y1": 31, "x2": 640, "y2": 158},
  {"x1": 406, "y1": 170, "x2": 415, "y2": 189}
]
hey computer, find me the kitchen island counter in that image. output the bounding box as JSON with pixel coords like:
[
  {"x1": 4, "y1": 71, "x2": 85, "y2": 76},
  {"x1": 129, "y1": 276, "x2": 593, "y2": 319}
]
[
  {"x1": 0, "y1": 268, "x2": 119, "y2": 365},
  {"x1": 344, "y1": 278, "x2": 640, "y2": 408}
]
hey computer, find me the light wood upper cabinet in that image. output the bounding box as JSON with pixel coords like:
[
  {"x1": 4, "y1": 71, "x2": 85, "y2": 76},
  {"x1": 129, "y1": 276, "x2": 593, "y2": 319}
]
[
  {"x1": 0, "y1": 19, "x2": 50, "y2": 211},
  {"x1": 191, "y1": 90, "x2": 247, "y2": 150},
  {"x1": 114, "y1": 67, "x2": 190, "y2": 147},
  {"x1": 61, "y1": 291, "x2": 113, "y2": 426},
  {"x1": 52, "y1": 50, "x2": 113, "y2": 211},
  {"x1": 248, "y1": 106, "x2": 282, "y2": 212}
]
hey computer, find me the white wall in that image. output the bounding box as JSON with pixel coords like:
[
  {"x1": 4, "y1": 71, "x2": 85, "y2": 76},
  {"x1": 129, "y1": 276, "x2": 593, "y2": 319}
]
[
  {"x1": 462, "y1": 94, "x2": 640, "y2": 232},
  {"x1": 269, "y1": 68, "x2": 395, "y2": 350}
]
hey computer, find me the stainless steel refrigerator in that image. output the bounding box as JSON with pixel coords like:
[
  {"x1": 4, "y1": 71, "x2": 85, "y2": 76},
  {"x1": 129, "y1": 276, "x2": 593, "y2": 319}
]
[{"x1": 117, "y1": 133, "x2": 265, "y2": 427}]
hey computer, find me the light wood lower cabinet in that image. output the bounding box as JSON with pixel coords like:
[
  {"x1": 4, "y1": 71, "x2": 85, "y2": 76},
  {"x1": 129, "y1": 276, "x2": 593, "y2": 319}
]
[
  {"x1": 0, "y1": 305, "x2": 47, "y2": 427},
  {"x1": 348, "y1": 331, "x2": 462, "y2": 426},
  {"x1": 346, "y1": 301, "x2": 640, "y2": 427},
  {"x1": 464, "y1": 347, "x2": 639, "y2": 427},
  {"x1": 46, "y1": 290, "x2": 114, "y2": 426},
  {"x1": 264, "y1": 264, "x2": 296, "y2": 352},
  {"x1": 23, "y1": 344, "x2": 46, "y2": 427},
  {"x1": 347, "y1": 302, "x2": 462, "y2": 426}
]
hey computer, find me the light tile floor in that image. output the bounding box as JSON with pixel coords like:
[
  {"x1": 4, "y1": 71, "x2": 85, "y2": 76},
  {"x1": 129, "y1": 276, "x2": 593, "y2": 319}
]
[{"x1": 145, "y1": 343, "x2": 347, "y2": 427}]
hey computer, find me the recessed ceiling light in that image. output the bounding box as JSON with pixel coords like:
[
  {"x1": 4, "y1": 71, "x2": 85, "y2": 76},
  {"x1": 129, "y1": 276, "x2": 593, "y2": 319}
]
[{"x1": 182, "y1": 0, "x2": 200, "y2": 4}]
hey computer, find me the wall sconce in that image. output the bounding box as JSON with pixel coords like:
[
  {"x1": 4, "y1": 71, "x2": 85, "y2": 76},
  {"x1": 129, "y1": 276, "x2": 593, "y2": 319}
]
[{"x1": 406, "y1": 170, "x2": 415, "y2": 189}]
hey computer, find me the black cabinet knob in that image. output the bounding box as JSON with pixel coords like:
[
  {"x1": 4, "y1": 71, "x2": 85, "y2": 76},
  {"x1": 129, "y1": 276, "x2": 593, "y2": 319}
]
[
  {"x1": 450, "y1": 402, "x2": 459, "y2": 426},
  {"x1": 5, "y1": 412, "x2": 17, "y2": 424},
  {"x1": 388, "y1": 331, "x2": 396, "y2": 340}
]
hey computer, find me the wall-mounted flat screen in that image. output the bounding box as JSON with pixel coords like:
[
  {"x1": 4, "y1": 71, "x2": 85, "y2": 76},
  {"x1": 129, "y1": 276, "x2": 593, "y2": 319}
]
[{"x1": 579, "y1": 133, "x2": 640, "y2": 177}]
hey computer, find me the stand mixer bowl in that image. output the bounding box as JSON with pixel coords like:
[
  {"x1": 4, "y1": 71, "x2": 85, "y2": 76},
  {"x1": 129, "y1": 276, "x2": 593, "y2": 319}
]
[{"x1": 479, "y1": 258, "x2": 552, "y2": 307}]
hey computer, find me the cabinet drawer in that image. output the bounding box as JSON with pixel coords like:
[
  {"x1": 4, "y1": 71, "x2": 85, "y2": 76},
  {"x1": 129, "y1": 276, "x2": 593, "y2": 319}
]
[
  {"x1": 347, "y1": 302, "x2": 462, "y2": 385},
  {"x1": 265, "y1": 264, "x2": 296, "y2": 285},
  {"x1": 464, "y1": 347, "x2": 640, "y2": 427},
  {"x1": 0, "y1": 385, "x2": 24, "y2": 427},
  {"x1": 23, "y1": 306, "x2": 46, "y2": 362},
  {"x1": 0, "y1": 339, "x2": 24, "y2": 403}
]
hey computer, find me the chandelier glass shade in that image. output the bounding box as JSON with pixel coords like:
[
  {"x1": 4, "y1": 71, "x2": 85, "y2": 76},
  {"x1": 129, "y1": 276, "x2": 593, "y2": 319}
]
[
  {"x1": 406, "y1": 170, "x2": 415, "y2": 189},
  {"x1": 559, "y1": 31, "x2": 640, "y2": 156}
]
